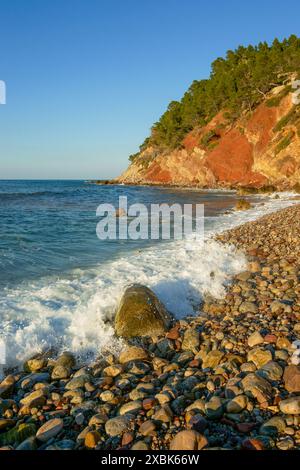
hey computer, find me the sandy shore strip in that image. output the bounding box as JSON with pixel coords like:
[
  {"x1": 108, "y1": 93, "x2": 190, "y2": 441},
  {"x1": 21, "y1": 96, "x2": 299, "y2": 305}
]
[{"x1": 1, "y1": 204, "x2": 300, "y2": 450}]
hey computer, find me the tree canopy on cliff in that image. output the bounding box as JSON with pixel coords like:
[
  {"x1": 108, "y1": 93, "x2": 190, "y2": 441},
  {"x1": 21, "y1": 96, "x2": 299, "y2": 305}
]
[{"x1": 133, "y1": 35, "x2": 300, "y2": 156}]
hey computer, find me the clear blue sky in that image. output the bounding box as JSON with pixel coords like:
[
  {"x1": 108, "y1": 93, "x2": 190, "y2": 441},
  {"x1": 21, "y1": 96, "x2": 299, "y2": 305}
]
[{"x1": 0, "y1": 0, "x2": 299, "y2": 179}]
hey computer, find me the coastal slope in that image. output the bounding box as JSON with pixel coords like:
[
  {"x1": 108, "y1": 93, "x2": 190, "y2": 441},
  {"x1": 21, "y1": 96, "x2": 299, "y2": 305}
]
[
  {"x1": 118, "y1": 88, "x2": 300, "y2": 189},
  {"x1": 117, "y1": 36, "x2": 300, "y2": 189}
]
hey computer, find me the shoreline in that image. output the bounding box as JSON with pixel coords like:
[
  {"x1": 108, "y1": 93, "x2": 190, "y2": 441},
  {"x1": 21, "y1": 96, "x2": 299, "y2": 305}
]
[
  {"x1": 88, "y1": 179, "x2": 300, "y2": 195},
  {"x1": 1, "y1": 204, "x2": 300, "y2": 450}
]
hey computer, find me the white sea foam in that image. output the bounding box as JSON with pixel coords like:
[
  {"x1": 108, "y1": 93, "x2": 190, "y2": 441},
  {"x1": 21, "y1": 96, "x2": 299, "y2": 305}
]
[{"x1": 0, "y1": 192, "x2": 297, "y2": 366}]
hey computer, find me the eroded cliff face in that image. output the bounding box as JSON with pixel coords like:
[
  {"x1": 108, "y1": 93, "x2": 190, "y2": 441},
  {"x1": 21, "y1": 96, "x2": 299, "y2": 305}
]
[{"x1": 117, "y1": 85, "x2": 300, "y2": 189}]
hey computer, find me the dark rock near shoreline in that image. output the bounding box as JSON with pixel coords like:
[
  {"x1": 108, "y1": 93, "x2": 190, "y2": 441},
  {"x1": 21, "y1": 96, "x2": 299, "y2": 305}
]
[{"x1": 114, "y1": 284, "x2": 172, "y2": 337}]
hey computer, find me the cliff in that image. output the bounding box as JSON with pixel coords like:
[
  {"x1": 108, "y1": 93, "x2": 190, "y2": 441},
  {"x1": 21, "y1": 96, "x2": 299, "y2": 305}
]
[{"x1": 117, "y1": 83, "x2": 300, "y2": 189}]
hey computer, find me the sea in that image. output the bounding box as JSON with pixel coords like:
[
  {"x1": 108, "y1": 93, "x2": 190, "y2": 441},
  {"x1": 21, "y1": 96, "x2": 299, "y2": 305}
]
[{"x1": 0, "y1": 180, "x2": 296, "y2": 367}]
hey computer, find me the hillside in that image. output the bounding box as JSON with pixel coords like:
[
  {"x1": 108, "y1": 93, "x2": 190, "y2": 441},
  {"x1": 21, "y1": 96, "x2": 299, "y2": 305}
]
[{"x1": 117, "y1": 36, "x2": 300, "y2": 189}]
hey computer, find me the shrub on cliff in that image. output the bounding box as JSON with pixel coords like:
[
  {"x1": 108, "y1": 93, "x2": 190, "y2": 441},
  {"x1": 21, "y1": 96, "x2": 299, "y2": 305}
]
[{"x1": 131, "y1": 35, "x2": 300, "y2": 157}]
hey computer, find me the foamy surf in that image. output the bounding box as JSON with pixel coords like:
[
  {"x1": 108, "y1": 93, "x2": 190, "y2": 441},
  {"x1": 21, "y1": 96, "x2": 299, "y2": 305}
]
[{"x1": 0, "y1": 191, "x2": 297, "y2": 367}]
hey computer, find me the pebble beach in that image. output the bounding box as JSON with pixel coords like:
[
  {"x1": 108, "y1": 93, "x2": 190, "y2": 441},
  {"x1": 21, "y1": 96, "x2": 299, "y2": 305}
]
[{"x1": 1, "y1": 203, "x2": 300, "y2": 451}]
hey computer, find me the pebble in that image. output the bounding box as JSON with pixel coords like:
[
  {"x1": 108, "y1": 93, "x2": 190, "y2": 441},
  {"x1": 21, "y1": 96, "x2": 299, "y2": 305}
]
[
  {"x1": 247, "y1": 348, "x2": 273, "y2": 368},
  {"x1": 105, "y1": 416, "x2": 132, "y2": 437},
  {"x1": 226, "y1": 395, "x2": 248, "y2": 414},
  {"x1": 279, "y1": 397, "x2": 300, "y2": 415},
  {"x1": 277, "y1": 437, "x2": 294, "y2": 450},
  {"x1": 25, "y1": 357, "x2": 46, "y2": 372},
  {"x1": 170, "y1": 430, "x2": 207, "y2": 450},
  {"x1": 51, "y1": 365, "x2": 71, "y2": 380},
  {"x1": 2, "y1": 204, "x2": 300, "y2": 450},
  {"x1": 283, "y1": 365, "x2": 300, "y2": 392},
  {"x1": 131, "y1": 440, "x2": 149, "y2": 450},
  {"x1": 257, "y1": 361, "x2": 283, "y2": 381},
  {"x1": 36, "y1": 418, "x2": 64, "y2": 442},
  {"x1": 84, "y1": 430, "x2": 101, "y2": 449},
  {"x1": 260, "y1": 416, "x2": 286, "y2": 436},
  {"x1": 119, "y1": 346, "x2": 148, "y2": 364},
  {"x1": 89, "y1": 413, "x2": 108, "y2": 426},
  {"x1": 181, "y1": 328, "x2": 200, "y2": 352},
  {"x1": 0, "y1": 376, "x2": 15, "y2": 399},
  {"x1": 103, "y1": 365, "x2": 123, "y2": 377},
  {"x1": 205, "y1": 396, "x2": 223, "y2": 420},
  {"x1": 20, "y1": 389, "x2": 46, "y2": 408},
  {"x1": 65, "y1": 375, "x2": 90, "y2": 390},
  {"x1": 153, "y1": 405, "x2": 173, "y2": 423},
  {"x1": 239, "y1": 301, "x2": 258, "y2": 314},
  {"x1": 139, "y1": 420, "x2": 156, "y2": 436},
  {"x1": 201, "y1": 350, "x2": 224, "y2": 369},
  {"x1": 247, "y1": 331, "x2": 264, "y2": 347},
  {"x1": 119, "y1": 400, "x2": 142, "y2": 415}
]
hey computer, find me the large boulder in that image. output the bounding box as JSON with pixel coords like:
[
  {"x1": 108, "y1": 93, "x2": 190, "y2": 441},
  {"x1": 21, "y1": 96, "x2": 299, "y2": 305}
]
[{"x1": 114, "y1": 284, "x2": 172, "y2": 338}]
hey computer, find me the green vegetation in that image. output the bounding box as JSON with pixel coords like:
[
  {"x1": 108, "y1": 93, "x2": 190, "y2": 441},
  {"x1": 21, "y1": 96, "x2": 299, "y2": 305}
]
[
  {"x1": 266, "y1": 85, "x2": 291, "y2": 107},
  {"x1": 200, "y1": 129, "x2": 219, "y2": 147},
  {"x1": 275, "y1": 130, "x2": 295, "y2": 154},
  {"x1": 273, "y1": 106, "x2": 299, "y2": 132},
  {"x1": 132, "y1": 35, "x2": 300, "y2": 158}
]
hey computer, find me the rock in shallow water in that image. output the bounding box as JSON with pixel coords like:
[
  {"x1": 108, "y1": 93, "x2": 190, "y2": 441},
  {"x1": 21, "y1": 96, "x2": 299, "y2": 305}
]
[{"x1": 114, "y1": 284, "x2": 172, "y2": 337}]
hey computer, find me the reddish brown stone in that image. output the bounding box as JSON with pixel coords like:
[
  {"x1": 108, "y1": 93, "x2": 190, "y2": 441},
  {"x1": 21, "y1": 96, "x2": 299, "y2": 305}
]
[
  {"x1": 166, "y1": 327, "x2": 180, "y2": 340},
  {"x1": 274, "y1": 395, "x2": 282, "y2": 405},
  {"x1": 142, "y1": 398, "x2": 156, "y2": 410},
  {"x1": 236, "y1": 422, "x2": 257, "y2": 433},
  {"x1": 122, "y1": 432, "x2": 134, "y2": 446},
  {"x1": 264, "y1": 334, "x2": 277, "y2": 343},
  {"x1": 242, "y1": 438, "x2": 265, "y2": 450}
]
